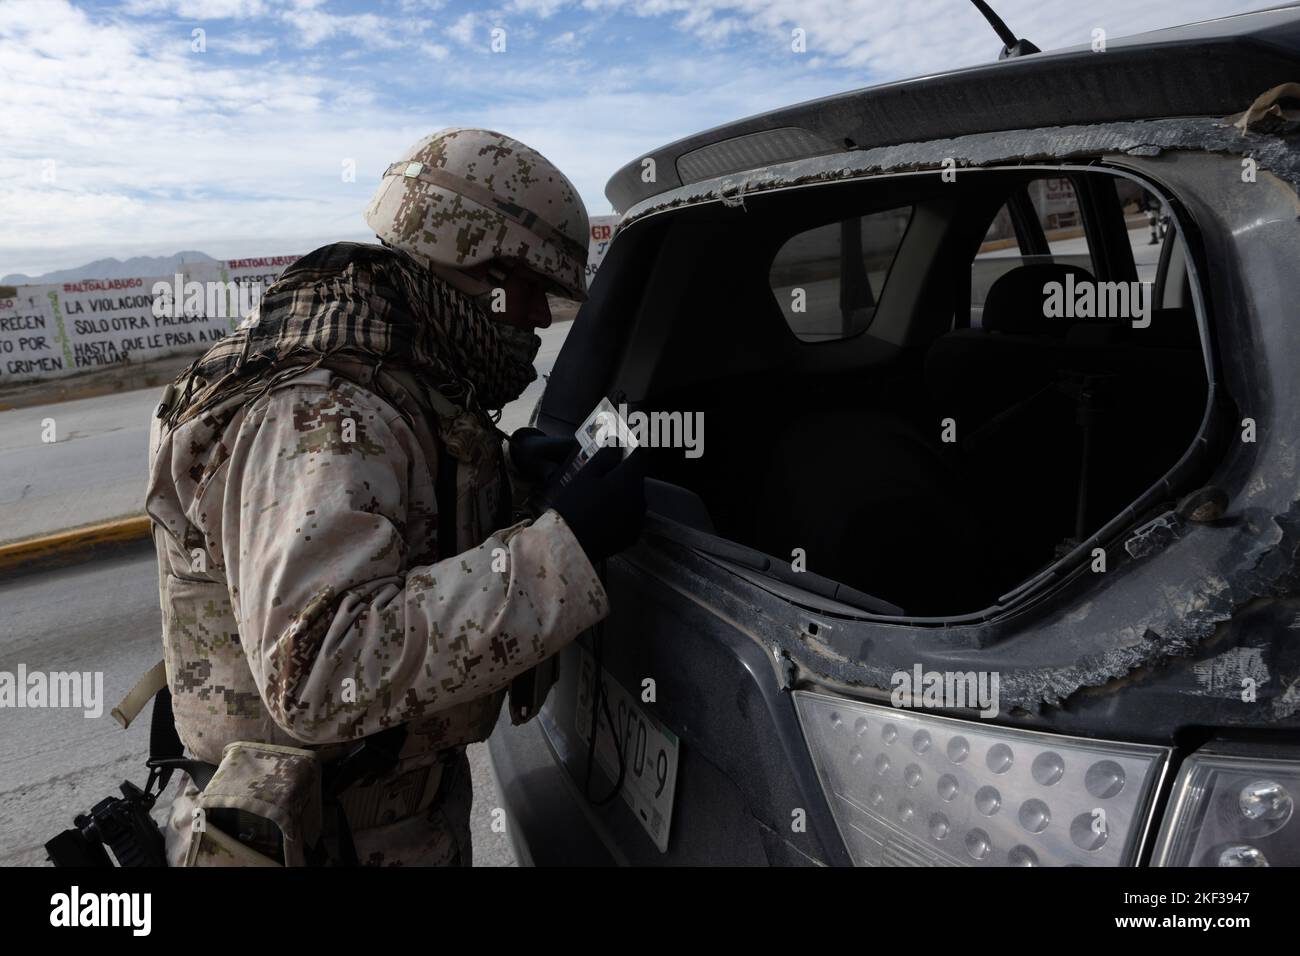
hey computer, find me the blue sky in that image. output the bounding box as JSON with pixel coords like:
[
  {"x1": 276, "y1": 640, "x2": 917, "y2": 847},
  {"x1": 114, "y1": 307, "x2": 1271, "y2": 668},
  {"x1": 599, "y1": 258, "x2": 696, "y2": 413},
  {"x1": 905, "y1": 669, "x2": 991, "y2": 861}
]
[{"x1": 0, "y1": 0, "x2": 1281, "y2": 276}]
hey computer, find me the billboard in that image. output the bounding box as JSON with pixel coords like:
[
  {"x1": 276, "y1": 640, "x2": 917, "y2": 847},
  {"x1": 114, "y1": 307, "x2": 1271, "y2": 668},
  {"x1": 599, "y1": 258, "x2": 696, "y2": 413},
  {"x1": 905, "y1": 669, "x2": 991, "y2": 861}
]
[
  {"x1": 586, "y1": 215, "x2": 619, "y2": 283},
  {"x1": 0, "y1": 258, "x2": 293, "y2": 386}
]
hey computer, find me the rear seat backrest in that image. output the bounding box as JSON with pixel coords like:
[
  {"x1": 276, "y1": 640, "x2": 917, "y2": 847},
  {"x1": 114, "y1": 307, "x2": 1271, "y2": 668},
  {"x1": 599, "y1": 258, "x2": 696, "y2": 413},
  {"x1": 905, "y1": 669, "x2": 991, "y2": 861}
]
[
  {"x1": 923, "y1": 263, "x2": 1207, "y2": 578},
  {"x1": 927, "y1": 262, "x2": 1096, "y2": 429}
]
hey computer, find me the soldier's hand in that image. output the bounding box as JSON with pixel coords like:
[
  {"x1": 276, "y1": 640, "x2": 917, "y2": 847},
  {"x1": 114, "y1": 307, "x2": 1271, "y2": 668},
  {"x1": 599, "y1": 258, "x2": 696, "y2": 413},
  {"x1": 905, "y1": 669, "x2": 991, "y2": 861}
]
[
  {"x1": 552, "y1": 446, "x2": 648, "y2": 563},
  {"x1": 509, "y1": 427, "x2": 577, "y2": 485}
]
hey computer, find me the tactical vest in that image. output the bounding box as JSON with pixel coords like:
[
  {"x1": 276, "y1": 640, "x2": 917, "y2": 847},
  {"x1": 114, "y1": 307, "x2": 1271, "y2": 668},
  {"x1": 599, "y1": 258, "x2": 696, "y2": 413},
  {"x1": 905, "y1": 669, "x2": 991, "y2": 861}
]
[
  {"x1": 159, "y1": 354, "x2": 515, "y2": 748},
  {"x1": 130, "y1": 355, "x2": 527, "y2": 865}
]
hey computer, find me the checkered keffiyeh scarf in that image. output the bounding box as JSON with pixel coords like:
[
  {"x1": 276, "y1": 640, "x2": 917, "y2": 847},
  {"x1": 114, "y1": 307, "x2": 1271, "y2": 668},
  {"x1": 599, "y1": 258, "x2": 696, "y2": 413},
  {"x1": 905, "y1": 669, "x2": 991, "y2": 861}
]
[{"x1": 162, "y1": 242, "x2": 537, "y2": 429}]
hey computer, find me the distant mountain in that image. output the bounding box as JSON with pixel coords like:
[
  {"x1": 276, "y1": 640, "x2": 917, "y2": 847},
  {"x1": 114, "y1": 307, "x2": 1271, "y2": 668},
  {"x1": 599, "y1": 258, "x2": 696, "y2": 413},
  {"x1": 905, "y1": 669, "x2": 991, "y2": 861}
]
[{"x1": 1, "y1": 251, "x2": 219, "y2": 286}]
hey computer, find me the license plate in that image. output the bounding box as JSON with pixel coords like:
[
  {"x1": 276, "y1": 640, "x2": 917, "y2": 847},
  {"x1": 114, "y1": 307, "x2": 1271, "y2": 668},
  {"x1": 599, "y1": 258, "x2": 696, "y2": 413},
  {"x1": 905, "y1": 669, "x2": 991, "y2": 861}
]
[{"x1": 574, "y1": 648, "x2": 680, "y2": 853}]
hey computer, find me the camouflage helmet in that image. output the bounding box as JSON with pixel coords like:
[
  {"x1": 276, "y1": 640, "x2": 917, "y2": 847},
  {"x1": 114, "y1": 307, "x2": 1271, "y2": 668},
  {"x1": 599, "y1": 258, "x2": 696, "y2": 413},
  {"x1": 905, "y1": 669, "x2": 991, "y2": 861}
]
[{"x1": 365, "y1": 128, "x2": 590, "y2": 301}]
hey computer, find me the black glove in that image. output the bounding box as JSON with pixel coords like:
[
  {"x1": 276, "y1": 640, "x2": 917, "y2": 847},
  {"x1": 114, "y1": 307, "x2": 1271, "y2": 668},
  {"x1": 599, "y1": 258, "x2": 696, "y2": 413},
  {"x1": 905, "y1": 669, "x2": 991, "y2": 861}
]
[
  {"x1": 508, "y1": 427, "x2": 577, "y2": 485},
  {"x1": 552, "y1": 446, "x2": 648, "y2": 563}
]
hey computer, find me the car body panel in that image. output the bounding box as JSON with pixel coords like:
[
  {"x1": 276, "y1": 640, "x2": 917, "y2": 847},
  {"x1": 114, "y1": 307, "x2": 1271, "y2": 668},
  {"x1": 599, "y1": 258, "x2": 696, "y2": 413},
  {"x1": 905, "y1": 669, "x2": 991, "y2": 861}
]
[{"x1": 491, "y1": 545, "x2": 850, "y2": 866}]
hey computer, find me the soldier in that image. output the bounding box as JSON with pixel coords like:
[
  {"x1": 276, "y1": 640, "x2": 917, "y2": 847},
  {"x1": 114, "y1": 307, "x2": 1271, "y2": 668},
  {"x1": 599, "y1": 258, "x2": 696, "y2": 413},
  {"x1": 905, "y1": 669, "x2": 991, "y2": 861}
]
[{"x1": 145, "y1": 128, "x2": 645, "y2": 866}]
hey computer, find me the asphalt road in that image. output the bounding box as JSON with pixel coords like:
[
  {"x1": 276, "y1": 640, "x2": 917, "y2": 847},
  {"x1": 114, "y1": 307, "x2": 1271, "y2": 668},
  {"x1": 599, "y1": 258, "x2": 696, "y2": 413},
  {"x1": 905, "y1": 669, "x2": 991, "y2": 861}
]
[
  {"x1": 0, "y1": 320, "x2": 571, "y2": 544},
  {"x1": 0, "y1": 546, "x2": 518, "y2": 866},
  {"x1": 0, "y1": 321, "x2": 575, "y2": 866}
]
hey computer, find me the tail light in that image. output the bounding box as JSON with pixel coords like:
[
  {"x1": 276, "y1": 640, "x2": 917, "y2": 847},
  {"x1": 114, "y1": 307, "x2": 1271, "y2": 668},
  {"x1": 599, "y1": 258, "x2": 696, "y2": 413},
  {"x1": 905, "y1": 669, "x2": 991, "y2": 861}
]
[
  {"x1": 795, "y1": 690, "x2": 1169, "y2": 866},
  {"x1": 1152, "y1": 746, "x2": 1300, "y2": 867}
]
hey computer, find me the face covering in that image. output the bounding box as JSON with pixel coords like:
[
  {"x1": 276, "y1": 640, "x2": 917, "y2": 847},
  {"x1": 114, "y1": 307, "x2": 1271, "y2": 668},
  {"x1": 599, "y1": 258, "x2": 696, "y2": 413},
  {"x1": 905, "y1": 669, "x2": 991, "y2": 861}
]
[
  {"x1": 471, "y1": 285, "x2": 543, "y2": 369},
  {"x1": 488, "y1": 313, "x2": 543, "y2": 368}
]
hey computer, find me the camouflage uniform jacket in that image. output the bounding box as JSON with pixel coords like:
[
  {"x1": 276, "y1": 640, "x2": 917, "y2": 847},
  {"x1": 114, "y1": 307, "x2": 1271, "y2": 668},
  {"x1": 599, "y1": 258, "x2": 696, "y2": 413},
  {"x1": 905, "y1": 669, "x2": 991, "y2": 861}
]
[{"x1": 146, "y1": 350, "x2": 607, "y2": 865}]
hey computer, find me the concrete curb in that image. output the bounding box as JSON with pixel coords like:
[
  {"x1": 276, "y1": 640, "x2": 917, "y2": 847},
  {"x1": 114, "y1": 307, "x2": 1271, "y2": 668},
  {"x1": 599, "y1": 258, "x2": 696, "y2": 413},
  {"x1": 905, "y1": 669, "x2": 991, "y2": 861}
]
[{"x1": 0, "y1": 515, "x2": 152, "y2": 577}]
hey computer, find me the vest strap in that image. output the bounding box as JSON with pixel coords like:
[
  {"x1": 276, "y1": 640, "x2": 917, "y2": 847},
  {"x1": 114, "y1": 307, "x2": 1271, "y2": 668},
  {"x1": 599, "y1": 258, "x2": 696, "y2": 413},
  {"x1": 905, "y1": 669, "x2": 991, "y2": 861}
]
[{"x1": 110, "y1": 659, "x2": 167, "y2": 729}]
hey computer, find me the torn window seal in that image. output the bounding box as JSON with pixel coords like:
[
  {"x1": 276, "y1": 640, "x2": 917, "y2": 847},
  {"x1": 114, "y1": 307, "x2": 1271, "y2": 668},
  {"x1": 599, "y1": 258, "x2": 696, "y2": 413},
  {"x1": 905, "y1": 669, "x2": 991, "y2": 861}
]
[
  {"x1": 617, "y1": 116, "x2": 1300, "y2": 231},
  {"x1": 611, "y1": 146, "x2": 1300, "y2": 721}
]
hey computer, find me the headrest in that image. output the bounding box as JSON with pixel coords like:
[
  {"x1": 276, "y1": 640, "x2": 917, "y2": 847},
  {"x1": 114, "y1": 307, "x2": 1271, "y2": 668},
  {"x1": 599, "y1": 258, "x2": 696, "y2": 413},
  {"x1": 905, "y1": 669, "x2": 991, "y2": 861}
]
[{"x1": 983, "y1": 262, "x2": 1097, "y2": 334}]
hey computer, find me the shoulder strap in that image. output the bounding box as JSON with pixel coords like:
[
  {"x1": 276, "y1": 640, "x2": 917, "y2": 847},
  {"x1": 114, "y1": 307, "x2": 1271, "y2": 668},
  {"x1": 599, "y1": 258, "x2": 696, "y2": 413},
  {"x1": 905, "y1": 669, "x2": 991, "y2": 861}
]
[
  {"x1": 111, "y1": 659, "x2": 167, "y2": 729},
  {"x1": 111, "y1": 662, "x2": 217, "y2": 795},
  {"x1": 437, "y1": 438, "x2": 459, "y2": 559},
  {"x1": 145, "y1": 687, "x2": 219, "y2": 794}
]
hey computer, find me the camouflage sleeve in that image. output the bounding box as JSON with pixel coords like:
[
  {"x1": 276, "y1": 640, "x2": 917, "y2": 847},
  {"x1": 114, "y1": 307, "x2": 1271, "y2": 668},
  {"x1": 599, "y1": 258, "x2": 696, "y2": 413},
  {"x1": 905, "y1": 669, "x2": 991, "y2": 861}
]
[{"x1": 219, "y1": 378, "x2": 608, "y2": 744}]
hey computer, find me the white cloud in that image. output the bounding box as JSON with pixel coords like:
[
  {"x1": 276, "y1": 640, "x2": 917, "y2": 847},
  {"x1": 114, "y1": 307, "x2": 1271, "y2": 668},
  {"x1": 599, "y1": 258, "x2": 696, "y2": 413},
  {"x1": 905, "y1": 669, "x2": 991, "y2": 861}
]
[
  {"x1": 519, "y1": 0, "x2": 1283, "y2": 77},
  {"x1": 121, "y1": 0, "x2": 271, "y2": 18},
  {"x1": 509, "y1": 0, "x2": 568, "y2": 17},
  {"x1": 0, "y1": 1, "x2": 387, "y2": 271},
  {"x1": 281, "y1": 9, "x2": 408, "y2": 49},
  {"x1": 546, "y1": 29, "x2": 581, "y2": 50},
  {"x1": 0, "y1": 0, "x2": 1282, "y2": 276},
  {"x1": 223, "y1": 32, "x2": 276, "y2": 54},
  {"x1": 446, "y1": 11, "x2": 477, "y2": 45},
  {"x1": 124, "y1": 0, "x2": 424, "y2": 51}
]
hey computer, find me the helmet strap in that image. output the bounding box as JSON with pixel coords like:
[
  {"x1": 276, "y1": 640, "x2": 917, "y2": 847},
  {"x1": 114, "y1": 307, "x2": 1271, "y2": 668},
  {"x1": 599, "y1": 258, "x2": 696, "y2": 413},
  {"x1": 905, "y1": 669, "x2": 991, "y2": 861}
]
[{"x1": 425, "y1": 259, "x2": 494, "y2": 298}]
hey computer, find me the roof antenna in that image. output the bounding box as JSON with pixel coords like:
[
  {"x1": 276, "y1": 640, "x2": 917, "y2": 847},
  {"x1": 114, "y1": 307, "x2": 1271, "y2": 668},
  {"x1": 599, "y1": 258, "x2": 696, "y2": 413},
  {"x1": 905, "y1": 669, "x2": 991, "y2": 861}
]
[{"x1": 969, "y1": 0, "x2": 1040, "y2": 59}]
